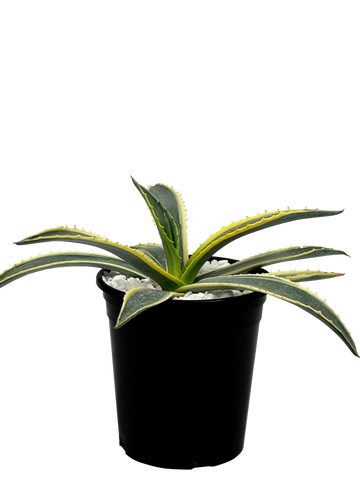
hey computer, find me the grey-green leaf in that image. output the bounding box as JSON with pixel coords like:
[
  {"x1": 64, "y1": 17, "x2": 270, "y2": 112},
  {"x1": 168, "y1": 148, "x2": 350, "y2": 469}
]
[
  {"x1": 131, "y1": 177, "x2": 181, "y2": 277},
  {"x1": 265, "y1": 270, "x2": 344, "y2": 282},
  {"x1": 15, "y1": 226, "x2": 184, "y2": 291},
  {"x1": 149, "y1": 183, "x2": 189, "y2": 269},
  {"x1": 176, "y1": 273, "x2": 358, "y2": 357},
  {"x1": 195, "y1": 246, "x2": 348, "y2": 280},
  {"x1": 181, "y1": 209, "x2": 343, "y2": 284},
  {"x1": 115, "y1": 287, "x2": 176, "y2": 328},
  {"x1": 130, "y1": 244, "x2": 167, "y2": 269},
  {"x1": 0, "y1": 252, "x2": 147, "y2": 288}
]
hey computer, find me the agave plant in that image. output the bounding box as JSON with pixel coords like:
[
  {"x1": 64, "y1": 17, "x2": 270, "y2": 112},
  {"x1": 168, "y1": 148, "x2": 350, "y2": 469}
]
[{"x1": 0, "y1": 177, "x2": 358, "y2": 357}]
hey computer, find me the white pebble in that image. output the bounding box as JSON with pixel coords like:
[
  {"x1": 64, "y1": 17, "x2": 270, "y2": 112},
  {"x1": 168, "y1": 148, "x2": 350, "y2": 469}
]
[{"x1": 103, "y1": 259, "x2": 253, "y2": 300}]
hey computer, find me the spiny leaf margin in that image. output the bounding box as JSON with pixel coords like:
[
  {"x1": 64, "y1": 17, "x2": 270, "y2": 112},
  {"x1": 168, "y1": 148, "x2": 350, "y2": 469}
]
[
  {"x1": 176, "y1": 273, "x2": 358, "y2": 357},
  {"x1": 15, "y1": 226, "x2": 184, "y2": 290},
  {"x1": 115, "y1": 287, "x2": 177, "y2": 328},
  {"x1": 195, "y1": 246, "x2": 348, "y2": 280},
  {"x1": 132, "y1": 177, "x2": 182, "y2": 277},
  {"x1": 0, "y1": 251, "x2": 147, "y2": 287},
  {"x1": 181, "y1": 209, "x2": 343, "y2": 284}
]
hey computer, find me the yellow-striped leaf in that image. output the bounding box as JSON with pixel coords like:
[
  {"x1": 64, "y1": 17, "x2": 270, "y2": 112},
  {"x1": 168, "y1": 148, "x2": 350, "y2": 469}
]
[
  {"x1": 176, "y1": 273, "x2": 358, "y2": 357},
  {"x1": 181, "y1": 209, "x2": 343, "y2": 284},
  {"x1": 265, "y1": 270, "x2": 344, "y2": 282},
  {"x1": 130, "y1": 244, "x2": 167, "y2": 269},
  {"x1": 0, "y1": 252, "x2": 147, "y2": 288},
  {"x1": 115, "y1": 287, "x2": 176, "y2": 328},
  {"x1": 149, "y1": 182, "x2": 189, "y2": 269},
  {"x1": 195, "y1": 246, "x2": 348, "y2": 280},
  {"x1": 132, "y1": 178, "x2": 181, "y2": 277},
  {"x1": 15, "y1": 227, "x2": 184, "y2": 291}
]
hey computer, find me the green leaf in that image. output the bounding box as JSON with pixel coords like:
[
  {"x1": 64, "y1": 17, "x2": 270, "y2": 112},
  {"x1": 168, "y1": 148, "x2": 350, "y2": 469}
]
[
  {"x1": 115, "y1": 287, "x2": 176, "y2": 328},
  {"x1": 181, "y1": 209, "x2": 343, "y2": 284},
  {"x1": 130, "y1": 244, "x2": 167, "y2": 269},
  {"x1": 0, "y1": 252, "x2": 147, "y2": 288},
  {"x1": 176, "y1": 273, "x2": 358, "y2": 357},
  {"x1": 15, "y1": 226, "x2": 184, "y2": 291},
  {"x1": 132, "y1": 177, "x2": 181, "y2": 277},
  {"x1": 149, "y1": 183, "x2": 189, "y2": 269},
  {"x1": 265, "y1": 270, "x2": 344, "y2": 282},
  {"x1": 195, "y1": 246, "x2": 348, "y2": 280}
]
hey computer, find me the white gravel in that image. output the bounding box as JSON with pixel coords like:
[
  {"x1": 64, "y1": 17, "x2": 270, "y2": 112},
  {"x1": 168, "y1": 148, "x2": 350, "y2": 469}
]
[{"x1": 103, "y1": 259, "x2": 252, "y2": 300}]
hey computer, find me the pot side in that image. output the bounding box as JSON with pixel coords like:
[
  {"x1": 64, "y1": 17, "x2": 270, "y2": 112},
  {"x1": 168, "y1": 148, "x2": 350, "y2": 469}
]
[{"x1": 96, "y1": 257, "x2": 267, "y2": 469}]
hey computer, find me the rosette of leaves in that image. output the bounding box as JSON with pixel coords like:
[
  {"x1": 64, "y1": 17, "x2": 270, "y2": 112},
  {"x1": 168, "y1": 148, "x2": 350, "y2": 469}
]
[{"x1": 0, "y1": 173, "x2": 360, "y2": 360}]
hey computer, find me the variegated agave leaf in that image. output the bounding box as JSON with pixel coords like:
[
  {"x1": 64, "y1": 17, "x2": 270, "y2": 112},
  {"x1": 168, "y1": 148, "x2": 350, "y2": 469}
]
[
  {"x1": 1, "y1": 177, "x2": 356, "y2": 358},
  {"x1": 176, "y1": 273, "x2": 360, "y2": 360},
  {"x1": 180, "y1": 206, "x2": 347, "y2": 284},
  {"x1": 194, "y1": 242, "x2": 355, "y2": 283},
  {"x1": 128, "y1": 174, "x2": 190, "y2": 277},
  {"x1": 0, "y1": 224, "x2": 184, "y2": 291},
  {"x1": 0, "y1": 248, "x2": 147, "y2": 291}
]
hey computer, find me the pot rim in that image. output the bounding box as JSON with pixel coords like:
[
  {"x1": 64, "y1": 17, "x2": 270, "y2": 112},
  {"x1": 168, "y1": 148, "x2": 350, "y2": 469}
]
[{"x1": 96, "y1": 255, "x2": 268, "y2": 306}]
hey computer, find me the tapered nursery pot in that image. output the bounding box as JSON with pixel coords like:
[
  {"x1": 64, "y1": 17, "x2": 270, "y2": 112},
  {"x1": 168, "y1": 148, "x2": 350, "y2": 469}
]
[{"x1": 96, "y1": 258, "x2": 267, "y2": 469}]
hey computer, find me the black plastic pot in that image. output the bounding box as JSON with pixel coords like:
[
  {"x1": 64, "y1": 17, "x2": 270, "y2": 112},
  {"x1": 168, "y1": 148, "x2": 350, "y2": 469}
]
[{"x1": 96, "y1": 257, "x2": 267, "y2": 469}]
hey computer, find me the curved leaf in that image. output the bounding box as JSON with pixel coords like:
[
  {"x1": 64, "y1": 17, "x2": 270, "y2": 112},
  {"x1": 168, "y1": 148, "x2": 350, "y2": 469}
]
[
  {"x1": 132, "y1": 177, "x2": 181, "y2": 276},
  {"x1": 181, "y1": 209, "x2": 343, "y2": 284},
  {"x1": 265, "y1": 270, "x2": 344, "y2": 282},
  {"x1": 15, "y1": 227, "x2": 184, "y2": 290},
  {"x1": 149, "y1": 182, "x2": 189, "y2": 268},
  {"x1": 0, "y1": 252, "x2": 147, "y2": 288},
  {"x1": 130, "y1": 244, "x2": 167, "y2": 269},
  {"x1": 195, "y1": 246, "x2": 348, "y2": 280},
  {"x1": 176, "y1": 273, "x2": 358, "y2": 357},
  {"x1": 115, "y1": 287, "x2": 176, "y2": 328}
]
